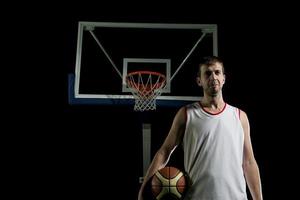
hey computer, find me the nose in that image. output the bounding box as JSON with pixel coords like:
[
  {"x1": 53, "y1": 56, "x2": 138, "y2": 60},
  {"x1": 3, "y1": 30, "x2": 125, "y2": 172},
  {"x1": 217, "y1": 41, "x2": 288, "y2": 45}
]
[{"x1": 210, "y1": 72, "x2": 217, "y2": 79}]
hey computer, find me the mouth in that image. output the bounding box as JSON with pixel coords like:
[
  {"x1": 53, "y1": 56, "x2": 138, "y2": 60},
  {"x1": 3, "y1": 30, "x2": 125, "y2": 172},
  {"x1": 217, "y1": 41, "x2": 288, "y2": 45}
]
[{"x1": 209, "y1": 83, "x2": 218, "y2": 87}]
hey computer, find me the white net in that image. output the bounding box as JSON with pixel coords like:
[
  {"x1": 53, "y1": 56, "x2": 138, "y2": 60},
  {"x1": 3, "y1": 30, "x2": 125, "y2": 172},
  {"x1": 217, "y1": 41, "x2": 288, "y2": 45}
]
[{"x1": 126, "y1": 71, "x2": 166, "y2": 111}]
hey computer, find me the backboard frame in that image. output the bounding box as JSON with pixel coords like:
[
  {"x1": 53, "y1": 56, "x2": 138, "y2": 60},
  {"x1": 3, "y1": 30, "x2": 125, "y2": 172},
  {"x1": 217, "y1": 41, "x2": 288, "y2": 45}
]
[{"x1": 70, "y1": 21, "x2": 218, "y2": 107}]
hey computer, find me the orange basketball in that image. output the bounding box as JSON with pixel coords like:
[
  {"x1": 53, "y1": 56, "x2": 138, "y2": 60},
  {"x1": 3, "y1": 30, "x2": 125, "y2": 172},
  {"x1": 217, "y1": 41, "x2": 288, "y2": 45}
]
[{"x1": 151, "y1": 166, "x2": 187, "y2": 200}]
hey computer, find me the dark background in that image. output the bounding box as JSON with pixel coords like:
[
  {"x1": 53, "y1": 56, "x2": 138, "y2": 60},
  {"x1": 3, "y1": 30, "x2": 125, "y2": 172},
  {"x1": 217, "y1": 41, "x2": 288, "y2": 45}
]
[{"x1": 5, "y1": 2, "x2": 298, "y2": 199}]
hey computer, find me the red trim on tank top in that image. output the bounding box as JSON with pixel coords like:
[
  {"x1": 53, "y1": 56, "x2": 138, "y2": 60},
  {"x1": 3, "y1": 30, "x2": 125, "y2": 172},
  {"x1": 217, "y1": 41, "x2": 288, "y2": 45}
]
[
  {"x1": 198, "y1": 101, "x2": 227, "y2": 115},
  {"x1": 184, "y1": 106, "x2": 187, "y2": 131}
]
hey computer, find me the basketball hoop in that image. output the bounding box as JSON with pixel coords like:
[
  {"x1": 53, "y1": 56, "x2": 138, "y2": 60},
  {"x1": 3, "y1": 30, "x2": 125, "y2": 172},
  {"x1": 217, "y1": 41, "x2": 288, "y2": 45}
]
[{"x1": 126, "y1": 71, "x2": 166, "y2": 111}]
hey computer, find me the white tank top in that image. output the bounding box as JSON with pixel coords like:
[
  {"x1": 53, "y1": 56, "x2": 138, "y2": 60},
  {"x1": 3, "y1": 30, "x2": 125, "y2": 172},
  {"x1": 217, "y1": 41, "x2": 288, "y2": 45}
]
[{"x1": 183, "y1": 102, "x2": 247, "y2": 200}]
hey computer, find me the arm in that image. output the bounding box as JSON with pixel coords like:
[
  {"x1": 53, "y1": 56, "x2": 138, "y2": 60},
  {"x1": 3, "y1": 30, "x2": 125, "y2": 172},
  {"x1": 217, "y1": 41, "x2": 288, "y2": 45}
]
[
  {"x1": 138, "y1": 107, "x2": 186, "y2": 200},
  {"x1": 240, "y1": 110, "x2": 263, "y2": 200}
]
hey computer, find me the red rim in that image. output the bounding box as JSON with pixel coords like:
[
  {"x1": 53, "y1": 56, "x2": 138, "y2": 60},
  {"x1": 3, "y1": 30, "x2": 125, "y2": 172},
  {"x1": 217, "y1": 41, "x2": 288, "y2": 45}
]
[
  {"x1": 126, "y1": 70, "x2": 166, "y2": 91},
  {"x1": 126, "y1": 70, "x2": 166, "y2": 79}
]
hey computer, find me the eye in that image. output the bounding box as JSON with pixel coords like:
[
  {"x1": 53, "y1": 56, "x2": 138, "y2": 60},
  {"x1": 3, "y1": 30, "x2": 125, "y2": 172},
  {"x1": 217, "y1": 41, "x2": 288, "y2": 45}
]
[
  {"x1": 205, "y1": 71, "x2": 212, "y2": 76},
  {"x1": 215, "y1": 70, "x2": 221, "y2": 75}
]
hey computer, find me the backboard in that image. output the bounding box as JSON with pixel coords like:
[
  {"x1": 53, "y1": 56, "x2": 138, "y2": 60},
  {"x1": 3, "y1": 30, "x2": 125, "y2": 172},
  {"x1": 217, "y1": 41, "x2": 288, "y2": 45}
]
[{"x1": 69, "y1": 22, "x2": 218, "y2": 108}]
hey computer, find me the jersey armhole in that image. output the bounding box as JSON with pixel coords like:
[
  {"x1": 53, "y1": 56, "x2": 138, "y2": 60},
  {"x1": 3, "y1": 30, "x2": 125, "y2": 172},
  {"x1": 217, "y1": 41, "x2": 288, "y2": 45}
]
[
  {"x1": 237, "y1": 108, "x2": 241, "y2": 120},
  {"x1": 184, "y1": 106, "x2": 188, "y2": 130},
  {"x1": 180, "y1": 106, "x2": 188, "y2": 147}
]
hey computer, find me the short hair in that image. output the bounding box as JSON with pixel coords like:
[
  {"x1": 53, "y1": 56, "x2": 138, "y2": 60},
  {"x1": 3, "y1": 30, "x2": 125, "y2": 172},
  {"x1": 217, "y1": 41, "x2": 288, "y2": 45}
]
[{"x1": 197, "y1": 56, "x2": 225, "y2": 76}]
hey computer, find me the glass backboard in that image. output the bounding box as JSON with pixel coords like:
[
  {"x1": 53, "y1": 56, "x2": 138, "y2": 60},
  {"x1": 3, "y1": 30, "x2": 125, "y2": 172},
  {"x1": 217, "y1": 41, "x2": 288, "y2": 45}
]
[{"x1": 69, "y1": 22, "x2": 218, "y2": 108}]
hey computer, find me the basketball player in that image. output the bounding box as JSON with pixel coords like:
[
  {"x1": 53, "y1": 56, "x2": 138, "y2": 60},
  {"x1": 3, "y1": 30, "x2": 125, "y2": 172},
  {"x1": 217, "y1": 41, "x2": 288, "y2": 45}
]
[{"x1": 138, "y1": 56, "x2": 263, "y2": 200}]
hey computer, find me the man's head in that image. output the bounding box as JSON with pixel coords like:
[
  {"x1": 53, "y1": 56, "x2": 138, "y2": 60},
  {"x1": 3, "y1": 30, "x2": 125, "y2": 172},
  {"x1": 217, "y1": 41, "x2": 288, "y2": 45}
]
[{"x1": 196, "y1": 56, "x2": 225, "y2": 97}]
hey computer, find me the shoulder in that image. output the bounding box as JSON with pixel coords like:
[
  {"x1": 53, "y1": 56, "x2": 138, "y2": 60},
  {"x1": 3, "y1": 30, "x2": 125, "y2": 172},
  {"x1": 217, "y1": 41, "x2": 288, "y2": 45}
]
[
  {"x1": 174, "y1": 105, "x2": 190, "y2": 125},
  {"x1": 238, "y1": 109, "x2": 250, "y2": 132},
  {"x1": 226, "y1": 104, "x2": 247, "y2": 119},
  {"x1": 185, "y1": 102, "x2": 200, "y2": 110},
  {"x1": 235, "y1": 107, "x2": 248, "y2": 122},
  {"x1": 224, "y1": 104, "x2": 250, "y2": 131},
  {"x1": 176, "y1": 106, "x2": 187, "y2": 119}
]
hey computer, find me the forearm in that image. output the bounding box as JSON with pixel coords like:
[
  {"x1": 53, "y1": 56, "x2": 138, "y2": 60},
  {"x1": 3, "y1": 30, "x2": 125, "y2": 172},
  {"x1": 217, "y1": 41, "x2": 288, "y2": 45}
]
[
  {"x1": 138, "y1": 148, "x2": 171, "y2": 199},
  {"x1": 243, "y1": 160, "x2": 263, "y2": 200}
]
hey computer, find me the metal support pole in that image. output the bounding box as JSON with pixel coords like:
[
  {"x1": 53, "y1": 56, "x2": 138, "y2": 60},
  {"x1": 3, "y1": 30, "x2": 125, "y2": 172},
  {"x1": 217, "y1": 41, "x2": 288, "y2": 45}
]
[{"x1": 139, "y1": 123, "x2": 151, "y2": 183}]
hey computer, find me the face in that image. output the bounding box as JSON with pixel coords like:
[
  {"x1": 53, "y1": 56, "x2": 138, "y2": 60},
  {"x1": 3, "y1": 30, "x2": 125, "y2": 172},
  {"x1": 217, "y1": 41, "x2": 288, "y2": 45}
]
[{"x1": 197, "y1": 62, "x2": 225, "y2": 97}]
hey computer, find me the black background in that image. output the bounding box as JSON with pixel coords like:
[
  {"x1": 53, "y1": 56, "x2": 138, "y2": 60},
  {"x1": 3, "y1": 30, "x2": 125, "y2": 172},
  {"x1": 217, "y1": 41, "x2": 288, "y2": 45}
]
[{"x1": 5, "y1": 2, "x2": 298, "y2": 199}]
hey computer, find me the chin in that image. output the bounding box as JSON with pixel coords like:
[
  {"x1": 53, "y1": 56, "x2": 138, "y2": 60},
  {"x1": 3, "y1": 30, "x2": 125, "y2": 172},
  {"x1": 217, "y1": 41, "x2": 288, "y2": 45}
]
[
  {"x1": 208, "y1": 90, "x2": 219, "y2": 97},
  {"x1": 210, "y1": 93, "x2": 218, "y2": 97}
]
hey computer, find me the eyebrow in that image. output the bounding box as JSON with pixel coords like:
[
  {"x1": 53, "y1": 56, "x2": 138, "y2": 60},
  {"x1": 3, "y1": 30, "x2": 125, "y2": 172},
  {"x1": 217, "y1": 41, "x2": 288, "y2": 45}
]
[{"x1": 204, "y1": 69, "x2": 221, "y2": 72}]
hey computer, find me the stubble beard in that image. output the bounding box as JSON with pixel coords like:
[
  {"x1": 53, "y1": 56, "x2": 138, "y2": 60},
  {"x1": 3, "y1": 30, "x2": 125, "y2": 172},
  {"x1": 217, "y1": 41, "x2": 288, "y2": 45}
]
[{"x1": 207, "y1": 86, "x2": 221, "y2": 97}]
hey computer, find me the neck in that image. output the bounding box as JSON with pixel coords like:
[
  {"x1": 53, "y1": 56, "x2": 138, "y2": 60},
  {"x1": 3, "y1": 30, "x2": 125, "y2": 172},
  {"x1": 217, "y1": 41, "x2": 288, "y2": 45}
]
[{"x1": 201, "y1": 94, "x2": 225, "y2": 110}]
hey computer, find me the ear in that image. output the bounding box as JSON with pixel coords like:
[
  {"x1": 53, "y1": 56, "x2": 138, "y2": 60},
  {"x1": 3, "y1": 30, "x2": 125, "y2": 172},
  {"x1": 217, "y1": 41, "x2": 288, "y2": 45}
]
[
  {"x1": 223, "y1": 74, "x2": 226, "y2": 84},
  {"x1": 196, "y1": 77, "x2": 202, "y2": 87}
]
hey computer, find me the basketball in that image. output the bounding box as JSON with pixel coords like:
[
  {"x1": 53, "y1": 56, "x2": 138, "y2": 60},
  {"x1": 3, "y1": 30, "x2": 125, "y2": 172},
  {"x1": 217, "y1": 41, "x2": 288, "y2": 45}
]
[{"x1": 151, "y1": 166, "x2": 187, "y2": 200}]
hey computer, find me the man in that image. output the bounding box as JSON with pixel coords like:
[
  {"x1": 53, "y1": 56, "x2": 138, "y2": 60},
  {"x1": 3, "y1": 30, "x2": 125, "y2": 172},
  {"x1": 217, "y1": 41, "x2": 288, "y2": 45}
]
[{"x1": 138, "y1": 56, "x2": 263, "y2": 200}]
